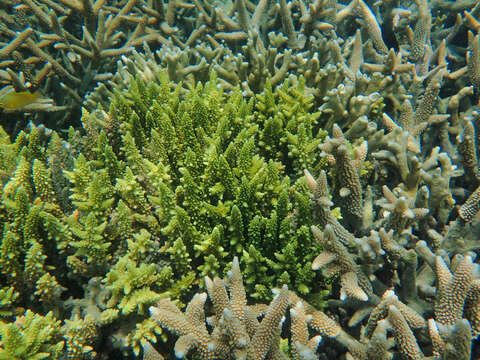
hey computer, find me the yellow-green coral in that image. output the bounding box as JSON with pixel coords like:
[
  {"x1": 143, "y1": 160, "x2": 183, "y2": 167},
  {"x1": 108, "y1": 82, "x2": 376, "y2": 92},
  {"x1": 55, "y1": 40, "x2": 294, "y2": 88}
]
[
  {"x1": 0, "y1": 310, "x2": 64, "y2": 360},
  {"x1": 0, "y1": 287, "x2": 18, "y2": 318},
  {"x1": 75, "y1": 71, "x2": 326, "y2": 301},
  {"x1": 105, "y1": 256, "x2": 162, "y2": 315},
  {"x1": 0, "y1": 69, "x2": 333, "y2": 357}
]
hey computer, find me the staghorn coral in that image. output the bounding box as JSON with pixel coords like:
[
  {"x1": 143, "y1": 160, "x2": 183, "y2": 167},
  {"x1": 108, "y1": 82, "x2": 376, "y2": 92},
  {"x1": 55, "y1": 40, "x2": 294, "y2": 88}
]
[
  {"x1": 311, "y1": 224, "x2": 372, "y2": 302},
  {"x1": 298, "y1": 219, "x2": 477, "y2": 359},
  {"x1": 149, "y1": 257, "x2": 291, "y2": 359},
  {"x1": 458, "y1": 183, "x2": 480, "y2": 223},
  {"x1": 0, "y1": 0, "x2": 333, "y2": 130},
  {"x1": 3, "y1": 0, "x2": 480, "y2": 358},
  {"x1": 145, "y1": 247, "x2": 475, "y2": 360},
  {"x1": 301, "y1": 137, "x2": 480, "y2": 359},
  {"x1": 0, "y1": 0, "x2": 477, "y2": 133}
]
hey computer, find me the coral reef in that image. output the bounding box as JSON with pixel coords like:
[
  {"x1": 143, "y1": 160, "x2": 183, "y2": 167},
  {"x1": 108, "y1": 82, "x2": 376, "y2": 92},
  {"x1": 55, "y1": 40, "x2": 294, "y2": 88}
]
[
  {"x1": 0, "y1": 0, "x2": 467, "y2": 132},
  {"x1": 1, "y1": 0, "x2": 480, "y2": 359},
  {"x1": 0, "y1": 71, "x2": 329, "y2": 358},
  {"x1": 75, "y1": 70, "x2": 328, "y2": 301},
  {"x1": 149, "y1": 257, "x2": 290, "y2": 359}
]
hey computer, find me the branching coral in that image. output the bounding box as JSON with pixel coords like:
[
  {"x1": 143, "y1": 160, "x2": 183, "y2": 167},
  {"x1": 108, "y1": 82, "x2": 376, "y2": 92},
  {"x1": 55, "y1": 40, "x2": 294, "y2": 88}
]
[
  {"x1": 1, "y1": 0, "x2": 480, "y2": 359},
  {"x1": 0, "y1": 67, "x2": 334, "y2": 357},
  {"x1": 303, "y1": 146, "x2": 479, "y2": 359},
  {"x1": 150, "y1": 257, "x2": 290, "y2": 359},
  {"x1": 76, "y1": 71, "x2": 328, "y2": 303},
  {"x1": 0, "y1": 310, "x2": 64, "y2": 360}
]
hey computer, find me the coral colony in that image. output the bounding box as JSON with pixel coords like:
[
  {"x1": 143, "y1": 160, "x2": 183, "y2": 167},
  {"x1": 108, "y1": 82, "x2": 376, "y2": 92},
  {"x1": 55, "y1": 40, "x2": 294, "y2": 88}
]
[{"x1": 1, "y1": 0, "x2": 480, "y2": 359}]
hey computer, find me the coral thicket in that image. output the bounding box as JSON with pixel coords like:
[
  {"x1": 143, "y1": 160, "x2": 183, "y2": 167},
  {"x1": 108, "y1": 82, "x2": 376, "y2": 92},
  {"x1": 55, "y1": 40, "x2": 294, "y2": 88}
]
[{"x1": 1, "y1": 0, "x2": 480, "y2": 359}]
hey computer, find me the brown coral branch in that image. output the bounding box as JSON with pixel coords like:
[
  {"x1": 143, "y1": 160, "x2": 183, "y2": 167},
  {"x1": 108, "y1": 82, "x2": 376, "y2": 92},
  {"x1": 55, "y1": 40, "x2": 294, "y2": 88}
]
[{"x1": 0, "y1": 28, "x2": 33, "y2": 60}]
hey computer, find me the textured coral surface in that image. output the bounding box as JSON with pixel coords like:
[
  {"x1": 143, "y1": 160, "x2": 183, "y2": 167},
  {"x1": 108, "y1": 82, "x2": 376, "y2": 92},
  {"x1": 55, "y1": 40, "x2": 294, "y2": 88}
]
[{"x1": 1, "y1": 0, "x2": 480, "y2": 359}]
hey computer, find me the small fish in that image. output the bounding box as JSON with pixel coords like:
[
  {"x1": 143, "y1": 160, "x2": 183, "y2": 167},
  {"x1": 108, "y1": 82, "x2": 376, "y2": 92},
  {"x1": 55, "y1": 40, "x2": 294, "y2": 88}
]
[{"x1": 0, "y1": 91, "x2": 41, "y2": 110}]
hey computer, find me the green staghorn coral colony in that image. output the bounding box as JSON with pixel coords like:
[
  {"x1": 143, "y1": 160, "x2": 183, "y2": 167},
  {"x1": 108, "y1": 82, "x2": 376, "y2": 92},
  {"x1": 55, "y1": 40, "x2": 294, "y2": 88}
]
[{"x1": 1, "y1": 0, "x2": 480, "y2": 359}]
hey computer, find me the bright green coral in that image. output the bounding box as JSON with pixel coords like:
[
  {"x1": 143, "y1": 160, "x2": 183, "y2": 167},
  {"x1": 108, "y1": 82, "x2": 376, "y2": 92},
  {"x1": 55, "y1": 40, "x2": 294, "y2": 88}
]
[
  {"x1": 0, "y1": 69, "x2": 331, "y2": 357},
  {"x1": 0, "y1": 287, "x2": 18, "y2": 318},
  {"x1": 104, "y1": 255, "x2": 162, "y2": 315},
  {"x1": 76, "y1": 71, "x2": 327, "y2": 301},
  {"x1": 0, "y1": 310, "x2": 64, "y2": 360}
]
